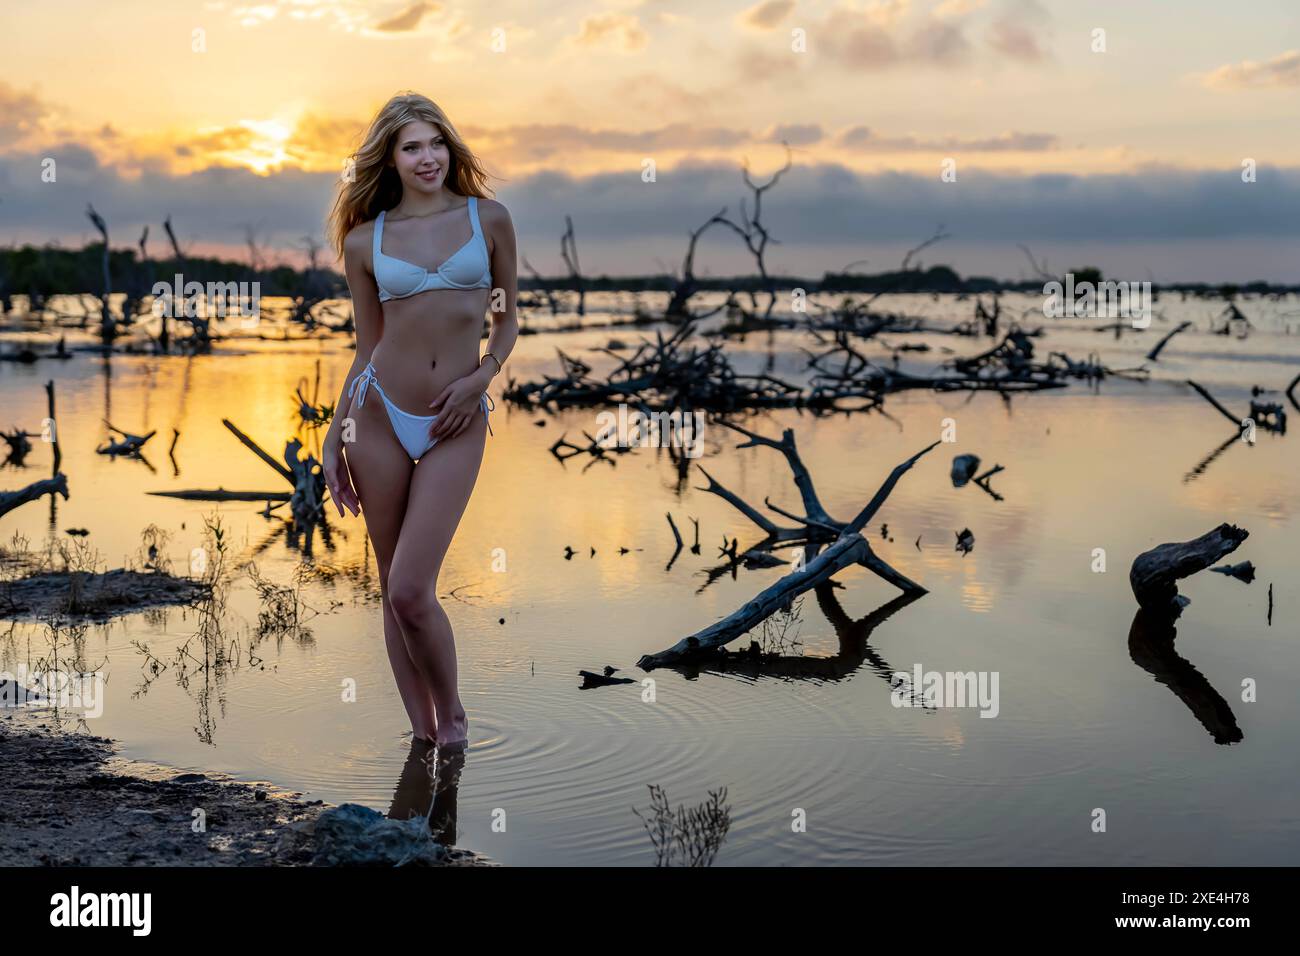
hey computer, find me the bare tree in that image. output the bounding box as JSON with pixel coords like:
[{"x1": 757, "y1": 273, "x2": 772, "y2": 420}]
[{"x1": 710, "y1": 141, "x2": 794, "y2": 322}]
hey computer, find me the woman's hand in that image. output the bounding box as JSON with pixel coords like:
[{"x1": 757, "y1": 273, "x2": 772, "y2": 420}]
[
  {"x1": 428, "y1": 372, "x2": 488, "y2": 442},
  {"x1": 322, "y1": 435, "x2": 361, "y2": 517}
]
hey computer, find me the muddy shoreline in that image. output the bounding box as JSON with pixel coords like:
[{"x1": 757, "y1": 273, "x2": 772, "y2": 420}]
[{"x1": 0, "y1": 709, "x2": 493, "y2": 867}]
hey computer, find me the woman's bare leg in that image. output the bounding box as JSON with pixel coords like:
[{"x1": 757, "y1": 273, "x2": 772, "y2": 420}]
[
  {"x1": 387, "y1": 407, "x2": 488, "y2": 747},
  {"x1": 340, "y1": 391, "x2": 437, "y2": 741}
]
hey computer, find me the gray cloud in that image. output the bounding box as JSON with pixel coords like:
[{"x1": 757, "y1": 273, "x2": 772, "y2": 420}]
[
  {"x1": 836, "y1": 127, "x2": 1057, "y2": 152},
  {"x1": 986, "y1": 0, "x2": 1051, "y2": 62},
  {"x1": 0, "y1": 82, "x2": 51, "y2": 148},
  {"x1": 1, "y1": 147, "x2": 1296, "y2": 280}
]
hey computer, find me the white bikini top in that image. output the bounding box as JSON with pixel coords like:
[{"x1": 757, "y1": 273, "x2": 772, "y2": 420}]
[{"x1": 372, "y1": 196, "x2": 491, "y2": 302}]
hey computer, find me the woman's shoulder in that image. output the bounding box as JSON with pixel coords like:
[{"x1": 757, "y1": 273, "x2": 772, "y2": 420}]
[
  {"x1": 474, "y1": 196, "x2": 512, "y2": 227},
  {"x1": 342, "y1": 218, "x2": 377, "y2": 256}
]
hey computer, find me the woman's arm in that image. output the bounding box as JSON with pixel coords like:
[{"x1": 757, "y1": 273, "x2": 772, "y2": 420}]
[
  {"x1": 466, "y1": 198, "x2": 520, "y2": 391},
  {"x1": 325, "y1": 224, "x2": 384, "y2": 452}
]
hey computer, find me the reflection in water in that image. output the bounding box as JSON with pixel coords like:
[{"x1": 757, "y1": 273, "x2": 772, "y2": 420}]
[
  {"x1": 387, "y1": 738, "x2": 466, "y2": 846},
  {"x1": 655, "y1": 583, "x2": 935, "y2": 710},
  {"x1": 1127, "y1": 609, "x2": 1242, "y2": 745},
  {"x1": 4, "y1": 292, "x2": 1299, "y2": 864},
  {"x1": 1183, "y1": 430, "x2": 1240, "y2": 483}
]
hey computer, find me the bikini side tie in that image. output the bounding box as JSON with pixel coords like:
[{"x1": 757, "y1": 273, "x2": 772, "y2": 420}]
[{"x1": 346, "y1": 363, "x2": 378, "y2": 408}]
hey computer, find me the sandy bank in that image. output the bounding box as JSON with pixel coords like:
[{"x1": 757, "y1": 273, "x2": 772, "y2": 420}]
[{"x1": 0, "y1": 710, "x2": 493, "y2": 867}]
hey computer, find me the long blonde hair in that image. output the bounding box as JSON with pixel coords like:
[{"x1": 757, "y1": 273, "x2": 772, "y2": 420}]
[{"x1": 327, "y1": 92, "x2": 495, "y2": 258}]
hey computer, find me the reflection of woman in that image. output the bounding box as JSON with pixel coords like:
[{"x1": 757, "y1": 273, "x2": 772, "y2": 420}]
[{"x1": 322, "y1": 92, "x2": 519, "y2": 751}]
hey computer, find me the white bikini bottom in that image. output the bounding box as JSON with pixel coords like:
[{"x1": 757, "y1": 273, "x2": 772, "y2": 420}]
[{"x1": 346, "y1": 361, "x2": 494, "y2": 460}]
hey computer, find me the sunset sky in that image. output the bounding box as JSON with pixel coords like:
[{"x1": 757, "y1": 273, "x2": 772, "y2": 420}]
[{"x1": 2, "y1": 0, "x2": 1298, "y2": 280}]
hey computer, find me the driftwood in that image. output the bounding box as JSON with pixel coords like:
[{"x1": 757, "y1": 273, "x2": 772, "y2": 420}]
[
  {"x1": 550, "y1": 430, "x2": 636, "y2": 470},
  {"x1": 703, "y1": 587, "x2": 927, "y2": 699},
  {"x1": 1129, "y1": 523, "x2": 1249, "y2": 616},
  {"x1": 636, "y1": 423, "x2": 937, "y2": 669},
  {"x1": 1146, "y1": 321, "x2": 1192, "y2": 361},
  {"x1": 222, "y1": 419, "x2": 295, "y2": 484},
  {"x1": 805, "y1": 298, "x2": 922, "y2": 338},
  {"x1": 162, "y1": 215, "x2": 212, "y2": 352},
  {"x1": 97, "y1": 420, "x2": 156, "y2": 456},
  {"x1": 578, "y1": 668, "x2": 635, "y2": 688},
  {"x1": 1211, "y1": 303, "x2": 1252, "y2": 338},
  {"x1": 1, "y1": 429, "x2": 33, "y2": 464},
  {"x1": 559, "y1": 216, "x2": 585, "y2": 317},
  {"x1": 0, "y1": 474, "x2": 69, "y2": 517},
  {"x1": 948, "y1": 455, "x2": 1005, "y2": 500},
  {"x1": 85, "y1": 204, "x2": 118, "y2": 344},
  {"x1": 148, "y1": 489, "x2": 292, "y2": 502},
  {"x1": 1209, "y1": 560, "x2": 1255, "y2": 583},
  {"x1": 46, "y1": 380, "x2": 62, "y2": 472},
  {"x1": 665, "y1": 211, "x2": 731, "y2": 320},
  {"x1": 1047, "y1": 351, "x2": 1149, "y2": 382},
  {"x1": 140, "y1": 407, "x2": 319, "y2": 519},
  {"x1": 710, "y1": 141, "x2": 793, "y2": 324},
  {"x1": 507, "y1": 321, "x2": 803, "y2": 412},
  {"x1": 510, "y1": 314, "x2": 1128, "y2": 419},
  {"x1": 972, "y1": 464, "x2": 1006, "y2": 501},
  {"x1": 1187, "y1": 380, "x2": 1286, "y2": 434}
]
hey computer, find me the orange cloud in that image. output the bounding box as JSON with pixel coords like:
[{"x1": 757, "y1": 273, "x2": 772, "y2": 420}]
[
  {"x1": 572, "y1": 14, "x2": 649, "y2": 52},
  {"x1": 1202, "y1": 50, "x2": 1300, "y2": 89},
  {"x1": 740, "y1": 0, "x2": 796, "y2": 31}
]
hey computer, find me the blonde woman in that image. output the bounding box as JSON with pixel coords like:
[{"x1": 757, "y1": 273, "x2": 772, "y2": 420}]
[{"x1": 324, "y1": 92, "x2": 518, "y2": 753}]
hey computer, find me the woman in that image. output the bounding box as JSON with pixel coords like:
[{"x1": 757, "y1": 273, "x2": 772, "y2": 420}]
[{"x1": 323, "y1": 92, "x2": 518, "y2": 753}]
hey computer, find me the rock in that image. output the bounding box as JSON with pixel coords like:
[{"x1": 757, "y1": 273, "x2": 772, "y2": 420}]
[
  {"x1": 951, "y1": 454, "x2": 981, "y2": 487},
  {"x1": 311, "y1": 803, "x2": 451, "y2": 867}
]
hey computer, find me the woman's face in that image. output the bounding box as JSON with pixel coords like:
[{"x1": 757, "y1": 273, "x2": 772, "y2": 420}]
[{"x1": 389, "y1": 119, "x2": 451, "y2": 195}]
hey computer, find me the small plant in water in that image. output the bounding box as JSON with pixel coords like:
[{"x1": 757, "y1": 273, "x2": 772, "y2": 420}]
[
  {"x1": 243, "y1": 561, "x2": 317, "y2": 643},
  {"x1": 758, "y1": 594, "x2": 804, "y2": 656},
  {"x1": 632, "y1": 783, "x2": 731, "y2": 867},
  {"x1": 134, "y1": 524, "x2": 173, "y2": 574}
]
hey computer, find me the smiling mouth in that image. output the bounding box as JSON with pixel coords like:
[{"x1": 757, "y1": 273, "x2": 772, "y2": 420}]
[{"x1": 417, "y1": 167, "x2": 441, "y2": 180}]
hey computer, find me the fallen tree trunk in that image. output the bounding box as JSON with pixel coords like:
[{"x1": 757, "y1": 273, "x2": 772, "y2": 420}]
[
  {"x1": 1129, "y1": 523, "x2": 1249, "y2": 616},
  {"x1": 1146, "y1": 321, "x2": 1192, "y2": 362},
  {"x1": 0, "y1": 474, "x2": 69, "y2": 517},
  {"x1": 637, "y1": 436, "x2": 937, "y2": 669},
  {"x1": 148, "y1": 489, "x2": 292, "y2": 501}
]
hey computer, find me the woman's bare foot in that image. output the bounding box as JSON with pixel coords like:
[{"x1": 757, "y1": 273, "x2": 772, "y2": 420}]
[
  {"x1": 435, "y1": 712, "x2": 469, "y2": 749},
  {"x1": 412, "y1": 725, "x2": 437, "y2": 745}
]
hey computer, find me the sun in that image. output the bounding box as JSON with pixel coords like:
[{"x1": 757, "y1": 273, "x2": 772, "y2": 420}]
[{"x1": 228, "y1": 118, "x2": 293, "y2": 174}]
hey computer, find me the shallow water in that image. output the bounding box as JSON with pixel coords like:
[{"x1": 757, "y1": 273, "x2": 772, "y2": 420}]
[{"x1": 2, "y1": 292, "x2": 1298, "y2": 865}]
